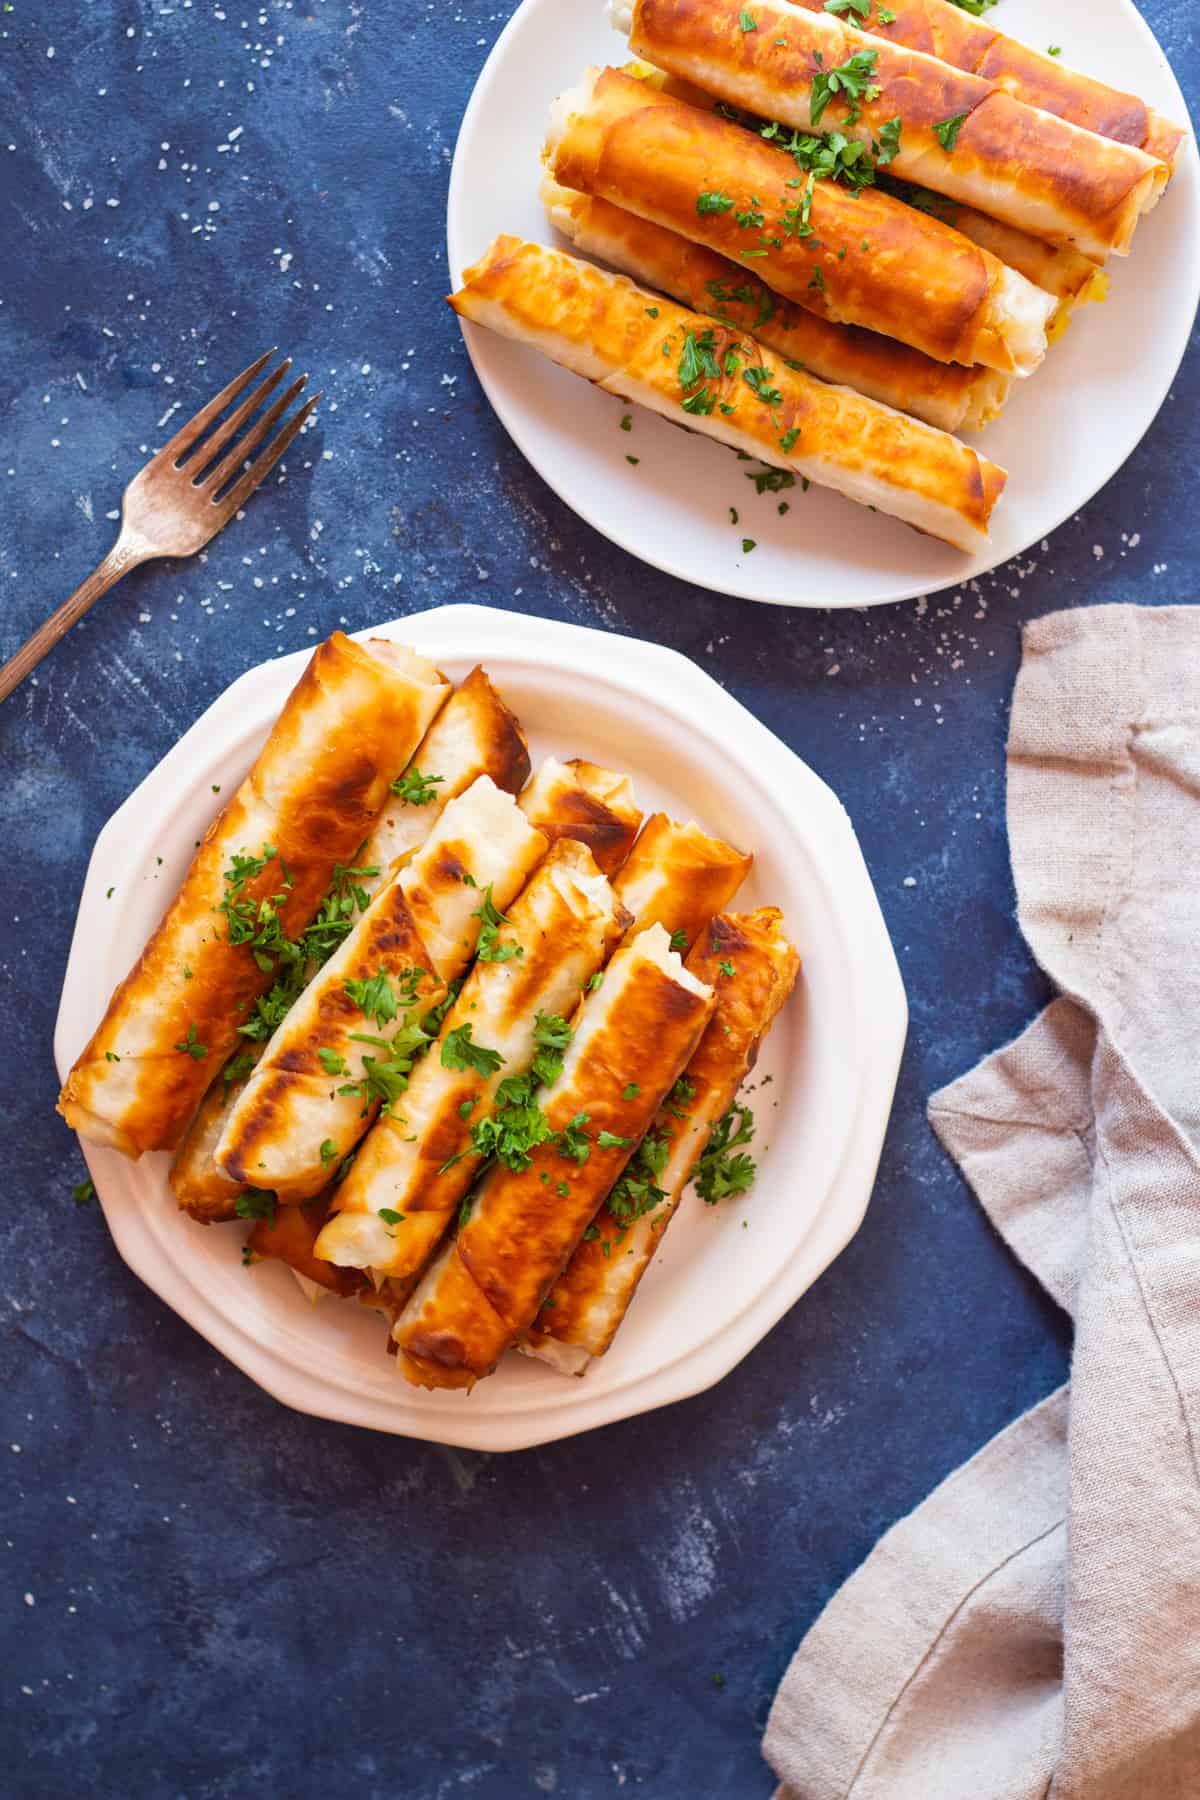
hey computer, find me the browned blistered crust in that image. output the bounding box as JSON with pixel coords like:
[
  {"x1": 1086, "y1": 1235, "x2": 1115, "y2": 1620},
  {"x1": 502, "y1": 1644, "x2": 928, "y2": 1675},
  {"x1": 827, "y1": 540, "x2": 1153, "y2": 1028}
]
[
  {"x1": 783, "y1": 0, "x2": 1184, "y2": 166},
  {"x1": 57, "y1": 633, "x2": 448, "y2": 1157},
  {"x1": 612, "y1": 813, "x2": 753, "y2": 950},
  {"x1": 528, "y1": 907, "x2": 800, "y2": 1364},
  {"x1": 626, "y1": 0, "x2": 1163, "y2": 258},
  {"x1": 521, "y1": 759, "x2": 643, "y2": 875},
  {"x1": 169, "y1": 1057, "x2": 259, "y2": 1222},
  {"x1": 397, "y1": 951, "x2": 714, "y2": 1389},
  {"x1": 248, "y1": 1195, "x2": 366, "y2": 1298},
  {"x1": 217, "y1": 883, "x2": 443, "y2": 1196}
]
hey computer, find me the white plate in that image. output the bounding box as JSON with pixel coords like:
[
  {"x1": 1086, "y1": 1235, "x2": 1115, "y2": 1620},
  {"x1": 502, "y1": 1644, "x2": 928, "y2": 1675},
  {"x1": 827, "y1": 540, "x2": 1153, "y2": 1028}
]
[
  {"x1": 54, "y1": 605, "x2": 906, "y2": 1449},
  {"x1": 447, "y1": 0, "x2": 1199, "y2": 608}
]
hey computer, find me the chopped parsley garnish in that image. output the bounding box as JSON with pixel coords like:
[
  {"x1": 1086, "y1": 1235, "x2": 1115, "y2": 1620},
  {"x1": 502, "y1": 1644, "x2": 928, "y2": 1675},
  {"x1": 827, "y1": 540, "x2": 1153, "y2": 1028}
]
[
  {"x1": 596, "y1": 1130, "x2": 631, "y2": 1151},
  {"x1": 696, "y1": 1103, "x2": 757, "y2": 1203},
  {"x1": 743, "y1": 365, "x2": 783, "y2": 406},
  {"x1": 730, "y1": 507, "x2": 739, "y2": 527},
  {"x1": 531, "y1": 1011, "x2": 573, "y2": 1088},
  {"x1": 556, "y1": 1180, "x2": 571, "y2": 1199},
  {"x1": 175, "y1": 1023, "x2": 207, "y2": 1060},
  {"x1": 390, "y1": 765, "x2": 444, "y2": 806},
  {"x1": 735, "y1": 204, "x2": 765, "y2": 231},
  {"x1": 749, "y1": 466, "x2": 796, "y2": 493},
  {"x1": 622, "y1": 1082, "x2": 641, "y2": 1101},
  {"x1": 221, "y1": 1049, "x2": 256, "y2": 1099},
  {"x1": 947, "y1": 0, "x2": 996, "y2": 13},
  {"x1": 343, "y1": 1022, "x2": 432, "y2": 1111},
  {"x1": 473, "y1": 884, "x2": 523, "y2": 963},
  {"x1": 319, "y1": 1046, "x2": 349, "y2": 1076},
  {"x1": 679, "y1": 328, "x2": 722, "y2": 391},
  {"x1": 558, "y1": 1112, "x2": 592, "y2": 1164},
  {"x1": 739, "y1": 8, "x2": 757, "y2": 28},
  {"x1": 458, "y1": 1096, "x2": 478, "y2": 1119},
  {"x1": 587, "y1": 972, "x2": 604, "y2": 991},
  {"x1": 742, "y1": 539, "x2": 757, "y2": 554},
  {"x1": 620, "y1": 413, "x2": 632, "y2": 431},
  {"x1": 934, "y1": 112, "x2": 968, "y2": 152},
  {"x1": 681, "y1": 386, "x2": 717, "y2": 416},
  {"x1": 72, "y1": 1176, "x2": 95, "y2": 1208},
  {"x1": 606, "y1": 1130, "x2": 672, "y2": 1238},
  {"x1": 763, "y1": 119, "x2": 877, "y2": 192},
  {"x1": 377, "y1": 1207, "x2": 405, "y2": 1226},
  {"x1": 668, "y1": 928, "x2": 688, "y2": 953},
  {"x1": 696, "y1": 191, "x2": 735, "y2": 215},
  {"x1": 824, "y1": 0, "x2": 871, "y2": 15},
  {"x1": 810, "y1": 49, "x2": 880, "y2": 130},
  {"x1": 876, "y1": 115, "x2": 902, "y2": 166},
  {"x1": 809, "y1": 265, "x2": 827, "y2": 292},
  {"x1": 1048, "y1": 45, "x2": 1061, "y2": 56},
  {"x1": 320, "y1": 1139, "x2": 338, "y2": 1165},
  {"x1": 468, "y1": 1073, "x2": 555, "y2": 1172},
  {"x1": 645, "y1": 305, "x2": 659, "y2": 318},
  {"x1": 343, "y1": 967, "x2": 421, "y2": 1028},
  {"x1": 440, "y1": 1024, "x2": 505, "y2": 1079},
  {"x1": 718, "y1": 959, "x2": 736, "y2": 977},
  {"x1": 235, "y1": 1187, "x2": 277, "y2": 1223},
  {"x1": 778, "y1": 429, "x2": 800, "y2": 455},
  {"x1": 669, "y1": 1077, "x2": 696, "y2": 1119}
]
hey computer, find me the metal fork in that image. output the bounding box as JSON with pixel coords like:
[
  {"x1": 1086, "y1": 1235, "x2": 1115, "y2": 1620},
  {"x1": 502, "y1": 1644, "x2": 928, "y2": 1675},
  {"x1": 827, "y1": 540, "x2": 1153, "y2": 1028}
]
[{"x1": 0, "y1": 350, "x2": 321, "y2": 703}]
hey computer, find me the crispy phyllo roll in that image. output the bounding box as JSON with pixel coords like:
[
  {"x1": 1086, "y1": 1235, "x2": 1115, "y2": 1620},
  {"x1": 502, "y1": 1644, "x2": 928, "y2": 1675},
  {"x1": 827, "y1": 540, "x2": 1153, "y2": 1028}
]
[
  {"x1": 214, "y1": 776, "x2": 547, "y2": 1201},
  {"x1": 170, "y1": 667, "x2": 529, "y2": 1221},
  {"x1": 247, "y1": 1193, "x2": 366, "y2": 1300},
  {"x1": 365, "y1": 665, "x2": 530, "y2": 876},
  {"x1": 393, "y1": 924, "x2": 715, "y2": 1390},
  {"x1": 615, "y1": 0, "x2": 1165, "y2": 260},
  {"x1": 58, "y1": 633, "x2": 450, "y2": 1158},
  {"x1": 543, "y1": 68, "x2": 1054, "y2": 374},
  {"x1": 519, "y1": 756, "x2": 643, "y2": 873},
  {"x1": 525, "y1": 907, "x2": 799, "y2": 1373},
  {"x1": 543, "y1": 176, "x2": 1011, "y2": 432},
  {"x1": 614, "y1": 813, "x2": 752, "y2": 950},
  {"x1": 778, "y1": 0, "x2": 1185, "y2": 170},
  {"x1": 314, "y1": 839, "x2": 625, "y2": 1278},
  {"x1": 451, "y1": 239, "x2": 1008, "y2": 552}
]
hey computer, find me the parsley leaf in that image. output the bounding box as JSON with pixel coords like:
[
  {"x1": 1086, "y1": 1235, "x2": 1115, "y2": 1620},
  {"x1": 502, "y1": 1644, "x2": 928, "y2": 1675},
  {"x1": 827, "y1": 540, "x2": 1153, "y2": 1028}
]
[
  {"x1": 875, "y1": 114, "x2": 902, "y2": 166},
  {"x1": 558, "y1": 1111, "x2": 592, "y2": 1164},
  {"x1": 810, "y1": 49, "x2": 881, "y2": 130},
  {"x1": 696, "y1": 191, "x2": 735, "y2": 215},
  {"x1": 597, "y1": 1130, "x2": 631, "y2": 1151},
  {"x1": 235, "y1": 1187, "x2": 277, "y2": 1224},
  {"x1": 824, "y1": 0, "x2": 871, "y2": 15},
  {"x1": 934, "y1": 112, "x2": 968, "y2": 152},
  {"x1": 678, "y1": 328, "x2": 722, "y2": 392},
  {"x1": 668, "y1": 928, "x2": 689, "y2": 953},
  {"x1": 440, "y1": 1024, "x2": 505, "y2": 1079},
  {"x1": 695, "y1": 1103, "x2": 758, "y2": 1204},
  {"x1": 318, "y1": 1047, "x2": 348, "y2": 1075},
  {"x1": 377, "y1": 1207, "x2": 405, "y2": 1226},
  {"x1": 743, "y1": 365, "x2": 783, "y2": 406},
  {"x1": 531, "y1": 1011, "x2": 573, "y2": 1088},
  {"x1": 174, "y1": 1022, "x2": 207, "y2": 1060},
  {"x1": 739, "y1": 8, "x2": 757, "y2": 28},
  {"x1": 320, "y1": 1139, "x2": 338, "y2": 1165},
  {"x1": 473, "y1": 884, "x2": 523, "y2": 964},
  {"x1": 72, "y1": 1177, "x2": 95, "y2": 1208},
  {"x1": 390, "y1": 765, "x2": 444, "y2": 806},
  {"x1": 343, "y1": 968, "x2": 417, "y2": 1028},
  {"x1": 469, "y1": 1073, "x2": 556, "y2": 1172}
]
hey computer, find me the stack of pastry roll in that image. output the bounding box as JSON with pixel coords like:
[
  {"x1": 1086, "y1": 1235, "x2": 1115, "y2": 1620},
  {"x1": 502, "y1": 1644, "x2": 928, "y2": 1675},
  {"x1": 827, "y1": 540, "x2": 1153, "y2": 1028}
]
[
  {"x1": 57, "y1": 632, "x2": 451, "y2": 1158},
  {"x1": 524, "y1": 907, "x2": 799, "y2": 1374},
  {"x1": 169, "y1": 663, "x2": 531, "y2": 1222},
  {"x1": 312, "y1": 808, "x2": 752, "y2": 1293}
]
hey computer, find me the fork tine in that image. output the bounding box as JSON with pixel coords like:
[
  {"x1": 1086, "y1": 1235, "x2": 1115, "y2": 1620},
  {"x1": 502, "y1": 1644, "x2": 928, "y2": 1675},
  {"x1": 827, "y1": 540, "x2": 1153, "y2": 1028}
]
[
  {"x1": 153, "y1": 348, "x2": 276, "y2": 470},
  {"x1": 182, "y1": 357, "x2": 293, "y2": 479},
  {"x1": 218, "y1": 392, "x2": 323, "y2": 516},
  {"x1": 203, "y1": 373, "x2": 308, "y2": 498}
]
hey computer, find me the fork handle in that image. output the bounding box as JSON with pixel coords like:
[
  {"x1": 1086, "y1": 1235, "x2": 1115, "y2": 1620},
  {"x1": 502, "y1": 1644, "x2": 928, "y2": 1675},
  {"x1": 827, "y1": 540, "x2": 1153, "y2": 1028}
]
[{"x1": 0, "y1": 535, "x2": 154, "y2": 703}]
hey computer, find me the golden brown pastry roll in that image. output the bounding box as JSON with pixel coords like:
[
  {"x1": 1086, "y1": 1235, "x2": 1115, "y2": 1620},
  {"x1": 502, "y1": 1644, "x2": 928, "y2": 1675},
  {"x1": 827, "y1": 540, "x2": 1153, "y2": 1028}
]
[
  {"x1": 247, "y1": 1193, "x2": 366, "y2": 1300},
  {"x1": 519, "y1": 756, "x2": 643, "y2": 874},
  {"x1": 778, "y1": 0, "x2": 1185, "y2": 169},
  {"x1": 615, "y1": 0, "x2": 1166, "y2": 260},
  {"x1": 214, "y1": 777, "x2": 547, "y2": 1202},
  {"x1": 58, "y1": 633, "x2": 450, "y2": 1158},
  {"x1": 525, "y1": 907, "x2": 799, "y2": 1372},
  {"x1": 543, "y1": 176, "x2": 1011, "y2": 432},
  {"x1": 544, "y1": 67, "x2": 1055, "y2": 374},
  {"x1": 451, "y1": 238, "x2": 1009, "y2": 552},
  {"x1": 314, "y1": 839, "x2": 625, "y2": 1279},
  {"x1": 394, "y1": 924, "x2": 715, "y2": 1390},
  {"x1": 169, "y1": 665, "x2": 530, "y2": 1222},
  {"x1": 613, "y1": 813, "x2": 753, "y2": 950}
]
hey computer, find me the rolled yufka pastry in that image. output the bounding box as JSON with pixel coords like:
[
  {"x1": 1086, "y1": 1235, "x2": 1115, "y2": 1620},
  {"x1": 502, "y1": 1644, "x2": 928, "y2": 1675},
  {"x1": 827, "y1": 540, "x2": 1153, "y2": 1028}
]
[
  {"x1": 612, "y1": 812, "x2": 752, "y2": 949},
  {"x1": 615, "y1": 0, "x2": 1165, "y2": 261},
  {"x1": 247, "y1": 1191, "x2": 365, "y2": 1300},
  {"x1": 519, "y1": 757, "x2": 643, "y2": 874},
  {"x1": 544, "y1": 68, "x2": 1055, "y2": 375},
  {"x1": 58, "y1": 633, "x2": 450, "y2": 1158},
  {"x1": 452, "y1": 239, "x2": 1009, "y2": 553},
  {"x1": 779, "y1": 0, "x2": 1185, "y2": 169},
  {"x1": 524, "y1": 906, "x2": 799, "y2": 1373},
  {"x1": 314, "y1": 838, "x2": 626, "y2": 1279},
  {"x1": 543, "y1": 176, "x2": 1011, "y2": 433},
  {"x1": 214, "y1": 776, "x2": 547, "y2": 1202},
  {"x1": 394, "y1": 924, "x2": 715, "y2": 1391},
  {"x1": 170, "y1": 666, "x2": 531, "y2": 1222}
]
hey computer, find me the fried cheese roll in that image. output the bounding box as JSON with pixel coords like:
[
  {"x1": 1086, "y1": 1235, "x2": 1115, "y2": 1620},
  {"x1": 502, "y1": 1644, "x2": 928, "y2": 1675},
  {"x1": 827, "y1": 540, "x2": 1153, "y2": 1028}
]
[
  {"x1": 58, "y1": 633, "x2": 450, "y2": 1158},
  {"x1": 613, "y1": 812, "x2": 753, "y2": 950},
  {"x1": 450, "y1": 239, "x2": 1008, "y2": 553},
  {"x1": 543, "y1": 176, "x2": 1011, "y2": 432},
  {"x1": 519, "y1": 756, "x2": 643, "y2": 874},
  {"x1": 614, "y1": 0, "x2": 1166, "y2": 260},
  {"x1": 169, "y1": 664, "x2": 530, "y2": 1222},
  {"x1": 214, "y1": 777, "x2": 547, "y2": 1201},
  {"x1": 393, "y1": 925, "x2": 715, "y2": 1390},
  {"x1": 543, "y1": 68, "x2": 1055, "y2": 375},
  {"x1": 314, "y1": 839, "x2": 625, "y2": 1279},
  {"x1": 524, "y1": 907, "x2": 799, "y2": 1373},
  {"x1": 777, "y1": 0, "x2": 1185, "y2": 169}
]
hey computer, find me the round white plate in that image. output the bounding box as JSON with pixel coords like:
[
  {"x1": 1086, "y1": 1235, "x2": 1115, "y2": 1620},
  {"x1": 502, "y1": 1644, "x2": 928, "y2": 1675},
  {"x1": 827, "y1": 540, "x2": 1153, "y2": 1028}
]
[
  {"x1": 54, "y1": 605, "x2": 906, "y2": 1450},
  {"x1": 447, "y1": 0, "x2": 1199, "y2": 608}
]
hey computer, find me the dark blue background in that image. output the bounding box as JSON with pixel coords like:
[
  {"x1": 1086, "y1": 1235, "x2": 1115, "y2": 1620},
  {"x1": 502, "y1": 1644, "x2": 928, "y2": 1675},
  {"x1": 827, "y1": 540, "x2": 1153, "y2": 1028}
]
[{"x1": 1, "y1": 3, "x2": 1194, "y2": 1795}]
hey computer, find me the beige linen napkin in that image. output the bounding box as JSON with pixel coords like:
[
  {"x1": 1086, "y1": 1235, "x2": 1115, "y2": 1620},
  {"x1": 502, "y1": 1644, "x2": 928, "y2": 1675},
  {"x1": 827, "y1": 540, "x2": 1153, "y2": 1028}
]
[{"x1": 765, "y1": 605, "x2": 1200, "y2": 1800}]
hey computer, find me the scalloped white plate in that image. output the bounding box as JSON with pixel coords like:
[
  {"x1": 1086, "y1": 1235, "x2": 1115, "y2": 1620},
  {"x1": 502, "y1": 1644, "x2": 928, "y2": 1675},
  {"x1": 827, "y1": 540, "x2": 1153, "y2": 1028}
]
[
  {"x1": 447, "y1": 0, "x2": 1199, "y2": 607},
  {"x1": 54, "y1": 606, "x2": 905, "y2": 1449}
]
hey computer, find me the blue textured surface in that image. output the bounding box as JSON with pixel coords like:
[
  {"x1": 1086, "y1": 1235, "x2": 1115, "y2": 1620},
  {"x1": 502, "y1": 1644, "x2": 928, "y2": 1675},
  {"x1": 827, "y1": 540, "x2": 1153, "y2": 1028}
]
[{"x1": 1, "y1": 2, "x2": 1196, "y2": 1795}]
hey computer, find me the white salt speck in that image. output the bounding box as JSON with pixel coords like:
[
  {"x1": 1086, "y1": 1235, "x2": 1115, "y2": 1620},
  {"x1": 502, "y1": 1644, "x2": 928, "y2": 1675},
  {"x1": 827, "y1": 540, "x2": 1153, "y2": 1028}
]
[
  {"x1": 1129, "y1": 532, "x2": 1141, "y2": 548},
  {"x1": 1092, "y1": 544, "x2": 1104, "y2": 560},
  {"x1": 903, "y1": 876, "x2": 917, "y2": 888},
  {"x1": 360, "y1": 363, "x2": 371, "y2": 375},
  {"x1": 106, "y1": 197, "x2": 120, "y2": 208},
  {"x1": 46, "y1": 45, "x2": 55, "y2": 58},
  {"x1": 279, "y1": 252, "x2": 292, "y2": 273},
  {"x1": 23, "y1": 1593, "x2": 34, "y2": 1607},
  {"x1": 138, "y1": 612, "x2": 152, "y2": 624}
]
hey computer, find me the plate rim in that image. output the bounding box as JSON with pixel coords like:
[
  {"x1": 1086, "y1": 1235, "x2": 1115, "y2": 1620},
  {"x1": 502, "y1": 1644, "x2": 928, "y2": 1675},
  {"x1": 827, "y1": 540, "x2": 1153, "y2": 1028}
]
[
  {"x1": 445, "y1": 0, "x2": 1200, "y2": 609},
  {"x1": 54, "y1": 604, "x2": 908, "y2": 1449}
]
